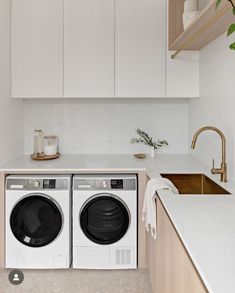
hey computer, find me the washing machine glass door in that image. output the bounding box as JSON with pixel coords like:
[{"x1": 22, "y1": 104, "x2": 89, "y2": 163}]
[
  {"x1": 10, "y1": 194, "x2": 63, "y2": 247},
  {"x1": 80, "y1": 194, "x2": 130, "y2": 245}
]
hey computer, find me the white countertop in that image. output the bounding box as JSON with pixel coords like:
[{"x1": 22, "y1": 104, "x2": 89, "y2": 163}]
[
  {"x1": 1, "y1": 154, "x2": 235, "y2": 293},
  {"x1": 0, "y1": 153, "x2": 208, "y2": 176},
  {"x1": 157, "y1": 190, "x2": 235, "y2": 293}
]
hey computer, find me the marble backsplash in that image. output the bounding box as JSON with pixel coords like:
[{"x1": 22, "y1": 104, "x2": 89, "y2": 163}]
[{"x1": 23, "y1": 99, "x2": 189, "y2": 155}]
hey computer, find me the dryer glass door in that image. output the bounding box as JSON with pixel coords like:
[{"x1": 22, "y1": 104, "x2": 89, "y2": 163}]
[
  {"x1": 10, "y1": 194, "x2": 62, "y2": 247},
  {"x1": 80, "y1": 194, "x2": 130, "y2": 245}
]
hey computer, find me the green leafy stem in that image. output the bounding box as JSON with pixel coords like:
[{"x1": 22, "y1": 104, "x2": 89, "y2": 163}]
[
  {"x1": 130, "y1": 128, "x2": 168, "y2": 150},
  {"x1": 216, "y1": 0, "x2": 235, "y2": 50}
]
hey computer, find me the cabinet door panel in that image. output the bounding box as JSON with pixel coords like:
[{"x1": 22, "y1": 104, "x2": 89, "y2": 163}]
[
  {"x1": 115, "y1": 0, "x2": 166, "y2": 97},
  {"x1": 147, "y1": 198, "x2": 207, "y2": 293},
  {"x1": 12, "y1": 0, "x2": 63, "y2": 98},
  {"x1": 64, "y1": 0, "x2": 114, "y2": 97}
]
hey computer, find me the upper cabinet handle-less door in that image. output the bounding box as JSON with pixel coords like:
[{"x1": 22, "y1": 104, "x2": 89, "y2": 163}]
[
  {"x1": 115, "y1": 0, "x2": 166, "y2": 98},
  {"x1": 64, "y1": 0, "x2": 115, "y2": 98},
  {"x1": 11, "y1": 0, "x2": 63, "y2": 98}
]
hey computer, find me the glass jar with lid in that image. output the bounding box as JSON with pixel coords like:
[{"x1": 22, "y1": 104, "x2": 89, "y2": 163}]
[
  {"x1": 33, "y1": 130, "x2": 43, "y2": 155},
  {"x1": 43, "y1": 135, "x2": 58, "y2": 156}
]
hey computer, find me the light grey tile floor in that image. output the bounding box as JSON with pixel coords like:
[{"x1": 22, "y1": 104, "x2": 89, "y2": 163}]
[{"x1": 0, "y1": 269, "x2": 152, "y2": 293}]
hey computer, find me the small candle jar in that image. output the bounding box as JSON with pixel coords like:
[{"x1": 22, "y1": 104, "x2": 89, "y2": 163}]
[{"x1": 43, "y1": 135, "x2": 58, "y2": 156}]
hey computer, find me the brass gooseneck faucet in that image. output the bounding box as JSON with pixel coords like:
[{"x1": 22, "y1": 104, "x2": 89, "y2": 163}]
[{"x1": 191, "y1": 126, "x2": 227, "y2": 182}]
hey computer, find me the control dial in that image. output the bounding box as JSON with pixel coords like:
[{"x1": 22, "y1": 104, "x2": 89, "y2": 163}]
[{"x1": 33, "y1": 181, "x2": 40, "y2": 188}]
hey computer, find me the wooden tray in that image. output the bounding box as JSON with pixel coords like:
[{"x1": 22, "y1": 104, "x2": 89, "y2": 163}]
[
  {"x1": 133, "y1": 153, "x2": 146, "y2": 159},
  {"x1": 31, "y1": 152, "x2": 60, "y2": 161}
]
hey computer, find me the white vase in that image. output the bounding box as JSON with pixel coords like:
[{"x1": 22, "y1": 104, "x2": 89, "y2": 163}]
[
  {"x1": 183, "y1": 11, "x2": 200, "y2": 29},
  {"x1": 150, "y1": 147, "x2": 155, "y2": 158},
  {"x1": 184, "y1": 0, "x2": 198, "y2": 12}
]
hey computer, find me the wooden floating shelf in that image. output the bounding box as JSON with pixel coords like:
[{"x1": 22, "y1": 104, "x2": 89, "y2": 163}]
[{"x1": 169, "y1": 0, "x2": 234, "y2": 51}]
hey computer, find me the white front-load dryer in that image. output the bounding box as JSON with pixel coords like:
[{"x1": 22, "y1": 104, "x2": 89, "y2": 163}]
[
  {"x1": 5, "y1": 175, "x2": 71, "y2": 269},
  {"x1": 73, "y1": 174, "x2": 137, "y2": 269}
]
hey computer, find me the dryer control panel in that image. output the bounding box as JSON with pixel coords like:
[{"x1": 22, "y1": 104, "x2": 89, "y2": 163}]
[
  {"x1": 74, "y1": 175, "x2": 136, "y2": 191},
  {"x1": 111, "y1": 179, "x2": 123, "y2": 189}
]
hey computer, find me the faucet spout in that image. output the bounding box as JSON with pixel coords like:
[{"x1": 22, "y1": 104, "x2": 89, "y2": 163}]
[
  {"x1": 191, "y1": 129, "x2": 202, "y2": 149},
  {"x1": 191, "y1": 126, "x2": 227, "y2": 182}
]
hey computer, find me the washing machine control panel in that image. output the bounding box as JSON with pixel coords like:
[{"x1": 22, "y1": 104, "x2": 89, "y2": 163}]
[{"x1": 6, "y1": 177, "x2": 70, "y2": 190}]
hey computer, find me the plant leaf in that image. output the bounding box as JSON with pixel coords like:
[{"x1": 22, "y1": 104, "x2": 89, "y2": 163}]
[
  {"x1": 229, "y1": 42, "x2": 235, "y2": 50},
  {"x1": 216, "y1": 0, "x2": 222, "y2": 9},
  {"x1": 233, "y1": 7, "x2": 235, "y2": 15},
  {"x1": 131, "y1": 128, "x2": 168, "y2": 149},
  {"x1": 227, "y1": 23, "x2": 235, "y2": 36}
]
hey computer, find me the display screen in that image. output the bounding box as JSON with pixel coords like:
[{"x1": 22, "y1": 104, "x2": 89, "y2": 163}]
[
  {"x1": 43, "y1": 179, "x2": 56, "y2": 189},
  {"x1": 111, "y1": 179, "x2": 123, "y2": 189}
]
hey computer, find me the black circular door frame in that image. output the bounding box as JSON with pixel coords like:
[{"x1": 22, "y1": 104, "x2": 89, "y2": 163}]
[
  {"x1": 80, "y1": 193, "x2": 131, "y2": 245},
  {"x1": 10, "y1": 193, "x2": 64, "y2": 248}
]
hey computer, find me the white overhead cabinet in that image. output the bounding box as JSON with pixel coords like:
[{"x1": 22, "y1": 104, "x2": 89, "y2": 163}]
[
  {"x1": 115, "y1": 0, "x2": 166, "y2": 98},
  {"x1": 11, "y1": 0, "x2": 199, "y2": 98},
  {"x1": 64, "y1": 0, "x2": 114, "y2": 97},
  {"x1": 11, "y1": 0, "x2": 63, "y2": 98}
]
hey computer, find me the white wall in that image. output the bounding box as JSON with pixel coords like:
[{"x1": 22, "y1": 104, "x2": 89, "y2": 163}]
[
  {"x1": 189, "y1": 33, "x2": 235, "y2": 181},
  {"x1": 24, "y1": 99, "x2": 189, "y2": 155},
  {"x1": 0, "y1": 0, "x2": 23, "y2": 166}
]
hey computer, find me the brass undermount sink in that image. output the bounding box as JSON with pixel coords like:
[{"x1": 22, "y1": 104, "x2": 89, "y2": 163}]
[{"x1": 161, "y1": 174, "x2": 230, "y2": 195}]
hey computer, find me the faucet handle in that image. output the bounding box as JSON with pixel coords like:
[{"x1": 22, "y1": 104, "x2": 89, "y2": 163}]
[
  {"x1": 211, "y1": 159, "x2": 217, "y2": 174},
  {"x1": 211, "y1": 159, "x2": 220, "y2": 174}
]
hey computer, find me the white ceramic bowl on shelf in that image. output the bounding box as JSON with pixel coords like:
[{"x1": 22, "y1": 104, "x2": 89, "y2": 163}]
[
  {"x1": 183, "y1": 10, "x2": 201, "y2": 29},
  {"x1": 184, "y1": 0, "x2": 198, "y2": 12}
]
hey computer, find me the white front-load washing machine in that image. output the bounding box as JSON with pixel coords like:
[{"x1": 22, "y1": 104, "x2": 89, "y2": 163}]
[
  {"x1": 73, "y1": 174, "x2": 137, "y2": 269},
  {"x1": 5, "y1": 175, "x2": 71, "y2": 269}
]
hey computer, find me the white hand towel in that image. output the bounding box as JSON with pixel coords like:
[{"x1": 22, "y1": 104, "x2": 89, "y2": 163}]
[{"x1": 142, "y1": 177, "x2": 178, "y2": 239}]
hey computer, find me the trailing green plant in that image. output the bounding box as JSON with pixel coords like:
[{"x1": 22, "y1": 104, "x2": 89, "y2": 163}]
[
  {"x1": 216, "y1": 0, "x2": 235, "y2": 50},
  {"x1": 130, "y1": 128, "x2": 168, "y2": 150}
]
